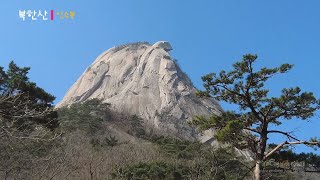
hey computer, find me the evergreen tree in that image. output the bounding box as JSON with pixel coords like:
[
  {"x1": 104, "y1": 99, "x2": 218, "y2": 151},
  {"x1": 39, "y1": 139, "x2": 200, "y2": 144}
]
[
  {"x1": 0, "y1": 61, "x2": 58, "y2": 132},
  {"x1": 0, "y1": 61, "x2": 59, "y2": 177},
  {"x1": 190, "y1": 54, "x2": 320, "y2": 180}
]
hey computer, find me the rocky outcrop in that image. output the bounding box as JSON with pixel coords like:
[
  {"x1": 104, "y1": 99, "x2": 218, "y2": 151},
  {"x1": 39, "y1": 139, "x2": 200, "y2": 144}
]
[{"x1": 56, "y1": 41, "x2": 222, "y2": 141}]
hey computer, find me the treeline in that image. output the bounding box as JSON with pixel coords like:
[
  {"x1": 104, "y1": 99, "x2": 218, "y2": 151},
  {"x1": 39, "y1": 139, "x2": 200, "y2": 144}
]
[{"x1": 1, "y1": 61, "x2": 319, "y2": 179}]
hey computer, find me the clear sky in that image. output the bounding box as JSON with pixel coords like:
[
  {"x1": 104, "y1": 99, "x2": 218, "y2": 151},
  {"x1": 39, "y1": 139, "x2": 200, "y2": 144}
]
[{"x1": 1, "y1": 1, "x2": 319, "y2": 154}]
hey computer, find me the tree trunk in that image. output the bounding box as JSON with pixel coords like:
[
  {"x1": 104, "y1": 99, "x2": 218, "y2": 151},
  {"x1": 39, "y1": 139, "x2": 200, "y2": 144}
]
[{"x1": 254, "y1": 160, "x2": 261, "y2": 180}]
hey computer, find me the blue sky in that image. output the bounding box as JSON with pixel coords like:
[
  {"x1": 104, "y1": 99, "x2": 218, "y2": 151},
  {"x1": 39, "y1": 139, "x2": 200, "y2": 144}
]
[{"x1": 1, "y1": 1, "x2": 319, "y2": 154}]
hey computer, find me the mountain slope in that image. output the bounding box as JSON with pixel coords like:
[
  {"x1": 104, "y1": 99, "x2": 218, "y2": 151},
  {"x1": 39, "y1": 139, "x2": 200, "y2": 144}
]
[{"x1": 56, "y1": 41, "x2": 222, "y2": 141}]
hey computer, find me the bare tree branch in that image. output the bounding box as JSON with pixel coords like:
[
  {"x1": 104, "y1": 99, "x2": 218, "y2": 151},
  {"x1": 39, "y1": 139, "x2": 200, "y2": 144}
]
[{"x1": 264, "y1": 141, "x2": 320, "y2": 161}]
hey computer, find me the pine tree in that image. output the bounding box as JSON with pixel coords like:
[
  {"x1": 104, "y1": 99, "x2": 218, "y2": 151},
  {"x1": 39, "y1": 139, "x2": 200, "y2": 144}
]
[
  {"x1": 0, "y1": 61, "x2": 58, "y2": 132},
  {"x1": 190, "y1": 54, "x2": 320, "y2": 180}
]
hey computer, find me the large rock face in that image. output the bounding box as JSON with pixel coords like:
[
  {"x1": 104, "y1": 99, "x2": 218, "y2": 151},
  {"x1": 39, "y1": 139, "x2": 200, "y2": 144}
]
[{"x1": 56, "y1": 41, "x2": 222, "y2": 141}]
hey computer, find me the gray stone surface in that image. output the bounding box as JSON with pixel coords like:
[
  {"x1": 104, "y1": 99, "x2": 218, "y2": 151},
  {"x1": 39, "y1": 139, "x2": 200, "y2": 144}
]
[{"x1": 56, "y1": 41, "x2": 223, "y2": 141}]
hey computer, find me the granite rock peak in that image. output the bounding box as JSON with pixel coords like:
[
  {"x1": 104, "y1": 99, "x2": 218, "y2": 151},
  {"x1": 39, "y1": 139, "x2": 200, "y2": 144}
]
[{"x1": 56, "y1": 41, "x2": 222, "y2": 141}]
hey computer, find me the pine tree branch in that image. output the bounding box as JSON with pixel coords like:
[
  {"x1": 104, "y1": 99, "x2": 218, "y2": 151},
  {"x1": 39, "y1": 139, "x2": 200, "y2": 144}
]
[
  {"x1": 244, "y1": 127, "x2": 260, "y2": 134},
  {"x1": 267, "y1": 130, "x2": 300, "y2": 141},
  {"x1": 263, "y1": 141, "x2": 320, "y2": 161}
]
